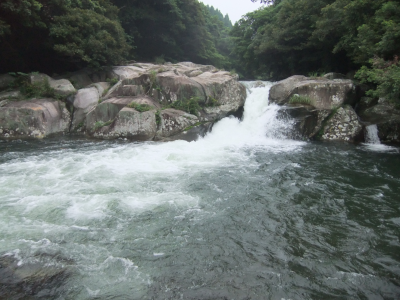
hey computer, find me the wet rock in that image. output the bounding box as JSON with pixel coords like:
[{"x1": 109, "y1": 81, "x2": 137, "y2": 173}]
[
  {"x1": 192, "y1": 72, "x2": 246, "y2": 120},
  {"x1": 358, "y1": 100, "x2": 400, "y2": 143},
  {"x1": 156, "y1": 108, "x2": 199, "y2": 138},
  {"x1": 377, "y1": 120, "x2": 400, "y2": 143},
  {"x1": 0, "y1": 252, "x2": 71, "y2": 299},
  {"x1": 254, "y1": 81, "x2": 266, "y2": 88},
  {"x1": 166, "y1": 122, "x2": 214, "y2": 142},
  {"x1": 279, "y1": 105, "x2": 331, "y2": 139},
  {"x1": 0, "y1": 99, "x2": 70, "y2": 139},
  {"x1": 320, "y1": 106, "x2": 363, "y2": 142}
]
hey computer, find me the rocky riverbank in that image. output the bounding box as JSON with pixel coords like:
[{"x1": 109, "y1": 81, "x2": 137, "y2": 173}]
[
  {"x1": 0, "y1": 62, "x2": 246, "y2": 142},
  {"x1": 1, "y1": 66, "x2": 399, "y2": 144},
  {"x1": 268, "y1": 73, "x2": 400, "y2": 144}
]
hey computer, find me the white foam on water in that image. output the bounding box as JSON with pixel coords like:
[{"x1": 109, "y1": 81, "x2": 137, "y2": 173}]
[
  {"x1": 0, "y1": 81, "x2": 305, "y2": 297},
  {"x1": 0, "y1": 81, "x2": 304, "y2": 222},
  {"x1": 362, "y1": 124, "x2": 399, "y2": 152}
]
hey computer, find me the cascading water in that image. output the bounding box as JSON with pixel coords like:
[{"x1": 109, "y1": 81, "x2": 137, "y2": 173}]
[
  {"x1": 365, "y1": 124, "x2": 381, "y2": 144},
  {"x1": 1, "y1": 82, "x2": 400, "y2": 300}
]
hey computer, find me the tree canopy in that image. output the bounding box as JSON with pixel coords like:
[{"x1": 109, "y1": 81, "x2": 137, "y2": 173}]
[
  {"x1": 231, "y1": 0, "x2": 399, "y2": 104},
  {"x1": 0, "y1": 0, "x2": 233, "y2": 73}
]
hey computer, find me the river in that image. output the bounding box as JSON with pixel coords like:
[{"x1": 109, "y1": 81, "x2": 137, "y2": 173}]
[{"x1": 1, "y1": 82, "x2": 399, "y2": 299}]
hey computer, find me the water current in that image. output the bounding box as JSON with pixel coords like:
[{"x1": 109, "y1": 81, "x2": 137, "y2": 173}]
[{"x1": 0, "y1": 82, "x2": 400, "y2": 299}]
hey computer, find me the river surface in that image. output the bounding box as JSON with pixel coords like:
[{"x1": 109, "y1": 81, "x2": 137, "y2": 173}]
[{"x1": 0, "y1": 83, "x2": 400, "y2": 300}]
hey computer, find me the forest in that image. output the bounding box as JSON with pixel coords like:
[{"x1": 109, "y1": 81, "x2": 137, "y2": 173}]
[
  {"x1": 0, "y1": 0, "x2": 399, "y2": 104},
  {"x1": 0, "y1": 0, "x2": 233, "y2": 73}
]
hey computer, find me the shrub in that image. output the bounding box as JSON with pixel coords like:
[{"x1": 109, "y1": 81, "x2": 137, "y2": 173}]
[
  {"x1": 355, "y1": 56, "x2": 400, "y2": 107},
  {"x1": 127, "y1": 102, "x2": 152, "y2": 112},
  {"x1": 155, "y1": 110, "x2": 161, "y2": 126},
  {"x1": 94, "y1": 119, "x2": 113, "y2": 130},
  {"x1": 288, "y1": 94, "x2": 312, "y2": 105},
  {"x1": 206, "y1": 97, "x2": 219, "y2": 107},
  {"x1": 170, "y1": 97, "x2": 201, "y2": 115},
  {"x1": 107, "y1": 77, "x2": 119, "y2": 85}
]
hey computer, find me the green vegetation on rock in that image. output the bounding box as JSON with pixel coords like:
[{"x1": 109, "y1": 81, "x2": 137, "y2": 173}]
[
  {"x1": 289, "y1": 95, "x2": 312, "y2": 105},
  {"x1": 170, "y1": 97, "x2": 201, "y2": 115},
  {"x1": 94, "y1": 119, "x2": 113, "y2": 130},
  {"x1": 127, "y1": 102, "x2": 153, "y2": 112}
]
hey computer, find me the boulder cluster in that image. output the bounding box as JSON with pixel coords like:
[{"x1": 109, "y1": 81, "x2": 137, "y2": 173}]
[
  {"x1": 269, "y1": 73, "x2": 400, "y2": 143},
  {"x1": 0, "y1": 62, "x2": 246, "y2": 141}
]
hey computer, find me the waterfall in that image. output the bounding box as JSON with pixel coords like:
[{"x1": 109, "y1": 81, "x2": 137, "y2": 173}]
[
  {"x1": 199, "y1": 81, "x2": 297, "y2": 148},
  {"x1": 365, "y1": 124, "x2": 380, "y2": 144}
]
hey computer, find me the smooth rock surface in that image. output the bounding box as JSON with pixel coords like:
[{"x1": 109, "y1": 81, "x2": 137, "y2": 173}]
[
  {"x1": 71, "y1": 87, "x2": 100, "y2": 130},
  {"x1": 0, "y1": 99, "x2": 70, "y2": 139},
  {"x1": 269, "y1": 75, "x2": 356, "y2": 109},
  {"x1": 29, "y1": 73, "x2": 76, "y2": 96}
]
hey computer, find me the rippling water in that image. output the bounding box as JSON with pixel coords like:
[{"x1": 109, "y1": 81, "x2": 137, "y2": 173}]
[{"x1": 0, "y1": 83, "x2": 399, "y2": 299}]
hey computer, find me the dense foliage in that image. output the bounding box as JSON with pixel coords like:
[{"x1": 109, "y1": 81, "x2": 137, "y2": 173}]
[
  {"x1": 232, "y1": 0, "x2": 400, "y2": 104},
  {"x1": 0, "y1": 0, "x2": 232, "y2": 73}
]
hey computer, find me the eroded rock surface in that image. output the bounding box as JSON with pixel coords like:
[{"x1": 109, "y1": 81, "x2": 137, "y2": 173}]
[
  {"x1": 269, "y1": 75, "x2": 356, "y2": 109},
  {"x1": 0, "y1": 62, "x2": 245, "y2": 141},
  {"x1": 320, "y1": 106, "x2": 363, "y2": 142},
  {"x1": 82, "y1": 62, "x2": 245, "y2": 140},
  {"x1": 0, "y1": 99, "x2": 70, "y2": 139},
  {"x1": 29, "y1": 73, "x2": 76, "y2": 96},
  {"x1": 358, "y1": 98, "x2": 400, "y2": 143}
]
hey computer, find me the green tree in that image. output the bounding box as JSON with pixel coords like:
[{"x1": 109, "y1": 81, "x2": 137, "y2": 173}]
[
  {"x1": 232, "y1": 0, "x2": 350, "y2": 79},
  {"x1": 112, "y1": 0, "x2": 226, "y2": 66},
  {"x1": 0, "y1": 0, "x2": 129, "y2": 73}
]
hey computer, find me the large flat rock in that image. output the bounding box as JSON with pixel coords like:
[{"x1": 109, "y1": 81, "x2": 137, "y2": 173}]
[{"x1": 269, "y1": 75, "x2": 356, "y2": 109}]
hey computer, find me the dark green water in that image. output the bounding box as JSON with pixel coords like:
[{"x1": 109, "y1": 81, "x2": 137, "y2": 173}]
[{"x1": 0, "y1": 83, "x2": 399, "y2": 299}]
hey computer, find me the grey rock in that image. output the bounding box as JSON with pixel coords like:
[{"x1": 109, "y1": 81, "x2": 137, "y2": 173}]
[
  {"x1": 269, "y1": 75, "x2": 307, "y2": 105},
  {"x1": 254, "y1": 81, "x2": 266, "y2": 88},
  {"x1": 69, "y1": 72, "x2": 93, "y2": 89},
  {"x1": 71, "y1": 87, "x2": 100, "y2": 130},
  {"x1": 49, "y1": 78, "x2": 76, "y2": 96},
  {"x1": 359, "y1": 101, "x2": 400, "y2": 143},
  {"x1": 323, "y1": 72, "x2": 346, "y2": 80},
  {"x1": 0, "y1": 99, "x2": 70, "y2": 139},
  {"x1": 320, "y1": 106, "x2": 363, "y2": 142},
  {"x1": 0, "y1": 74, "x2": 15, "y2": 91},
  {"x1": 269, "y1": 75, "x2": 356, "y2": 109},
  {"x1": 109, "y1": 108, "x2": 157, "y2": 140},
  {"x1": 91, "y1": 82, "x2": 110, "y2": 98},
  {"x1": 29, "y1": 73, "x2": 76, "y2": 96},
  {"x1": 157, "y1": 108, "x2": 199, "y2": 138},
  {"x1": 0, "y1": 90, "x2": 21, "y2": 101},
  {"x1": 86, "y1": 96, "x2": 159, "y2": 138}
]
